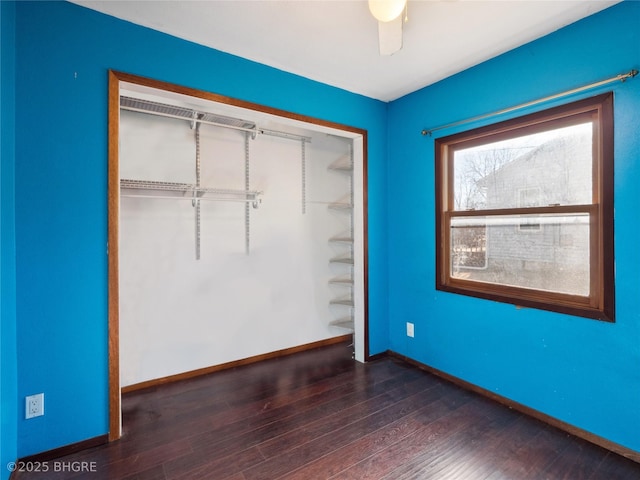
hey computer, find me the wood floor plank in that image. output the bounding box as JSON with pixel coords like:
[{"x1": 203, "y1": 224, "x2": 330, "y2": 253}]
[
  {"x1": 331, "y1": 396, "x2": 515, "y2": 480},
  {"x1": 13, "y1": 342, "x2": 640, "y2": 480},
  {"x1": 186, "y1": 364, "x2": 425, "y2": 462},
  {"x1": 163, "y1": 445, "x2": 264, "y2": 480},
  {"x1": 540, "y1": 439, "x2": 609, "y2": 480},
  {"x1": 442, "y1": 422, "x2": 549, "y2": 479},
  {"x1": 279, "y1": 389, "x2": 457, "y2": 480},
  {"x1": 256, "y1": 373, "x2": 441, "y2": 459},
  {"x1": 481, "y1": 423, "x2": 573, "y2": 479},
  {"x1": 590, "y1": 451, "x2": 640, "y2": 480},
  {"x1": 242, "y1": 386, "x2": 453, "y2": 480},
  {"x1": 121, "y1": 465, "x2": 167, "y2": 480}
]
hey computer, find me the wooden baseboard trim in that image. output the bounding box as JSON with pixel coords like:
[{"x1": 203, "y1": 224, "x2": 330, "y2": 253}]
[
  {"x1": 122, "y1": 335, "x2": 353, "y2": 394},
  {"x1": 366, "y1": 351, "x2": 388, "y2": 362},
  {"x1": 388, "y1": 350, "x2": 640, "y2": 464},
  {"x1": 17, "y1": 434, "x2": 109, "y2": 464}
]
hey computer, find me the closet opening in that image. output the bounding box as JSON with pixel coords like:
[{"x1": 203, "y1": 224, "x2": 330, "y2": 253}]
[{"x1": 107, "y1": 71, "x2": 369, "y2": 440}]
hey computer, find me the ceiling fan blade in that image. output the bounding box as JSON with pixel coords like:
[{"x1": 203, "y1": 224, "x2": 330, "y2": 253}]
[{"x1": 377, "y1": 15, "x2": 403, "y2": 56}]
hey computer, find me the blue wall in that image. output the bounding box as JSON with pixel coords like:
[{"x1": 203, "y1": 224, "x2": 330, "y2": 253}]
[
  {"x1": 13, "y1": 1, "x2": 388, "y2": 456},
  {"x1": 7, "y1": 0, "x2": 640, "y2": 461},
  {"x1": 1, "y1": 1, "x2": 18, "y2": 478},
  {"x1": 387, "y1": 1, "x2": 640, "y2": 454}
]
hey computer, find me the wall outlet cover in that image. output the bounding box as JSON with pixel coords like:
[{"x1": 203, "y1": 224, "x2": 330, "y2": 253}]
[
  {"x1": 406, "y1": 322, "x2": 414, "y2": 338},
  {"x1": 25, "y1": 393, "x2": 44, "y2": 419}
]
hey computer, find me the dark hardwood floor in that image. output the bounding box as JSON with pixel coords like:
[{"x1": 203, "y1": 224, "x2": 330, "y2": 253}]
[{"x1": 15, "y1": 342, "x2": 640, "y2": 479}]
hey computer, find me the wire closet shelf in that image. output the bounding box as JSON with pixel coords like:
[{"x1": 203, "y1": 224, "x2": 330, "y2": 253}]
[
  {"x1": 118, "y1": 95, "x2": 279, "y2": 258},
  {"x1": 119, "y1": 96, "x2": 266, "y2": 208},
  {"x1": 119, "y1": 179, "x2": 262, "y2": 207}
]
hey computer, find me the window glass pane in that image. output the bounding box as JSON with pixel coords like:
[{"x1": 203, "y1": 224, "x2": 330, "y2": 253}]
[
  {"x1": 452, "y1": 123, "x2": 593, "y2": 211},
  {"x1": 451, "y1": 213, "x2": 590, "y2": 296}
]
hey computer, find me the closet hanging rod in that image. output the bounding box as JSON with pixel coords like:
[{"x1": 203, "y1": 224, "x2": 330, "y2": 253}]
[
  {"x1": 258, "y1": 128, "x2": 312, "y2": 143},
  {"x1": 420, "y1": 69, "x2": 638, "y2": 137},
  {"x1": 120, "y1": 179, "x2": 262, "y2": 204},
  {"x1": 120, "y1": 193, "x2": 261, "y2": 205},
  {"x1": 121, "y1": 105, "x2": 259, "y2": 136},
  {"x1": 120, "y1": 97, "x2": 312, "y2": 143}
]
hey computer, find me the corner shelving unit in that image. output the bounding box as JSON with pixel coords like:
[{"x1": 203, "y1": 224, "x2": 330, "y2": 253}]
[
  {"x1": 328, "y1": 145, "x2": 355, "y2": 334},
  {"x1": 328, "y1": 256, "x2": 354, "y2": 265}
]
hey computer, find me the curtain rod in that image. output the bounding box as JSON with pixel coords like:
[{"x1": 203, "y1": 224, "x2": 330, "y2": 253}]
[{"x1": 421, "y1": 69, "x2": 638, "y2": 137}]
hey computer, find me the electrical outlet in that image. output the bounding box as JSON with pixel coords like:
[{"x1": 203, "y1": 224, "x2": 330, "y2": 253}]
[
  {"x1": 25, "y1": 393, "x2": 44, "y2": 419},
  {"x1": 406, "y1": 322, "x2": 414, "y2": 338}
]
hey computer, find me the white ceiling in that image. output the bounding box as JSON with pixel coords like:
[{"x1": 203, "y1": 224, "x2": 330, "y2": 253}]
[{"x1": 71, "y1": 0, "x2": 620, "y2": 102}]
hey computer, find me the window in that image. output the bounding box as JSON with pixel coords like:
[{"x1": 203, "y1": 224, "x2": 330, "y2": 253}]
[
  {"x1": 435, "y1": 93, "x2": 614, "y2": 322},
  {"x1": 517, "y1": 188, "x2": 541, "y2": 231}
]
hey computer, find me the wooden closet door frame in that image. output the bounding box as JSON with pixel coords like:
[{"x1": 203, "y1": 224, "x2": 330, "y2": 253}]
[{"x1": 107, "y1": 70, "x2": 369, "y2": 440}]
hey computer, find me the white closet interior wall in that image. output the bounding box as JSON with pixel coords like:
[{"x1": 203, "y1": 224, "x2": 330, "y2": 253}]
[{"x1": 119, "y1": 107, "x2": 354, "y2": 387}]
